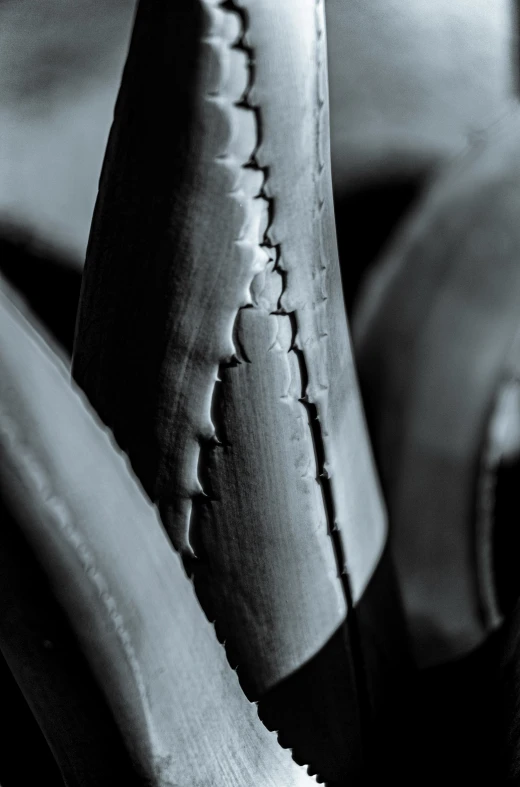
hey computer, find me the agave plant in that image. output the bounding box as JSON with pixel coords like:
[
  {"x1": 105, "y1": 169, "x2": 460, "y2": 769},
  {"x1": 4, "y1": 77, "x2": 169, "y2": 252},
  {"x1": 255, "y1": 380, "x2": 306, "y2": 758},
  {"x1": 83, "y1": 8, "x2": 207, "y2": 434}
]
[
  {"x1": 0, "y1": 0, "x2": 410, "y2": 784},
  {"x1": 6, "y1": 0, "x2": 520, "y2": 784}
]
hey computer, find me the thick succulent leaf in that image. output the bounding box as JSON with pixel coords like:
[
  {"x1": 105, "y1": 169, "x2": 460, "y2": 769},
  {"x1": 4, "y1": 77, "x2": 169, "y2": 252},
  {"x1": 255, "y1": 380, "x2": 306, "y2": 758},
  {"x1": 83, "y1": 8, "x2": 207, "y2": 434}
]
[
  {"x1": 0, "y1": 280, "x2": 316, "y2": 787},
  {"x1": 0, "y1": 492, "x2": 141, "y2": 787},
  {"x1": 73, "y1": 0, "x2": 385, "y2": 679},
  {"x1": 354, "y1": 111, "x2": 520, "y2": 667},
  {"x1": 73, "y1": 1, "x2": 388, "y2": 778}
]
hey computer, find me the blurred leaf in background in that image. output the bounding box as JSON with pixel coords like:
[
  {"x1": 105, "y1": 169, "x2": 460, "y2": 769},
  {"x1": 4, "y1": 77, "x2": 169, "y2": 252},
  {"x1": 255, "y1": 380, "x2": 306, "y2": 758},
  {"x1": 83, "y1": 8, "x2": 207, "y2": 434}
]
[{"x1": 0, "y1": 0, "x2": 135, "y2": 266}]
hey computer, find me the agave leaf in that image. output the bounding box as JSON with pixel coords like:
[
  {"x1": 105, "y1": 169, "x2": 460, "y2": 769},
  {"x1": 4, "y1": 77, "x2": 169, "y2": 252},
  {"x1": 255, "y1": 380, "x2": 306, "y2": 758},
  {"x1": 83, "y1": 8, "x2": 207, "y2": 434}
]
[
  {"x1": 73, "y1": 0, "x2": 387, "y2": 779},
  {"x1": 0, "y1": 490, "x2": 141, "y2": 787},
  {"x1": 354, "y1": 111, "x2": 520, "y2": 668},
  {"x1": 0, "y1": 280, "x2": 316, "y2": 787}
]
